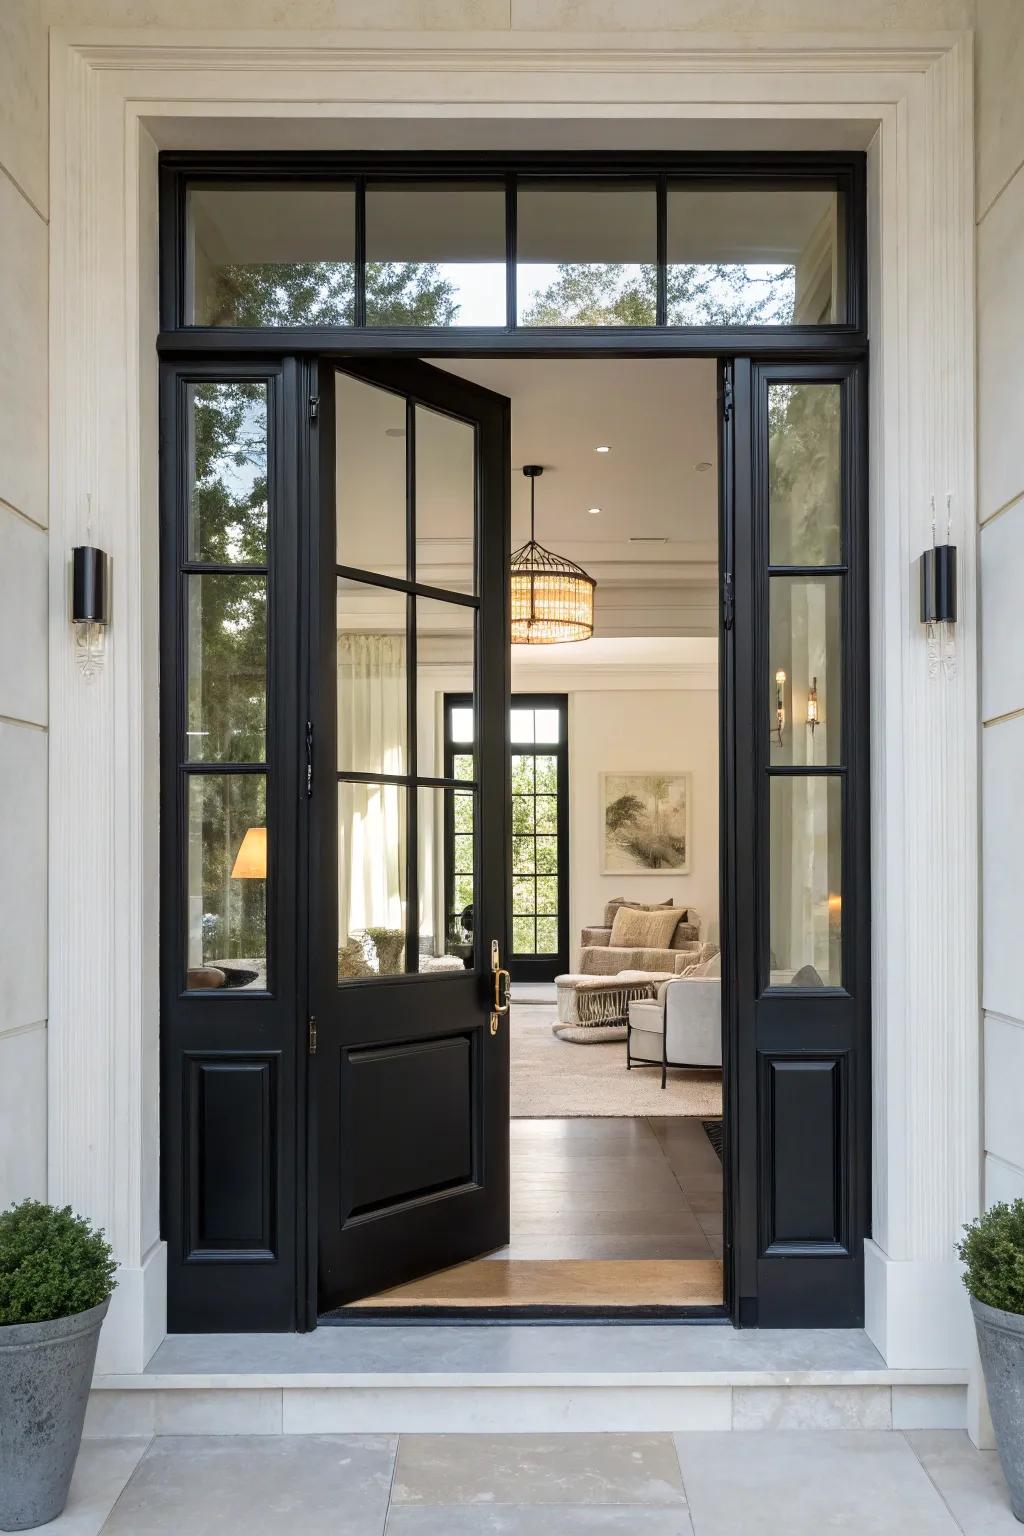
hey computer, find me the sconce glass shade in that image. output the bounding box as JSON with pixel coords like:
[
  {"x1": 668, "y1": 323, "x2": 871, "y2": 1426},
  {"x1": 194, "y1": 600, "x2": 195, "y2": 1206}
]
[
  {"x1": 806, "y1": 677, "x2": 820, "y2": 730},
  {"x1": 231, "y1": 825, "x2": 267, "y2": 880}
]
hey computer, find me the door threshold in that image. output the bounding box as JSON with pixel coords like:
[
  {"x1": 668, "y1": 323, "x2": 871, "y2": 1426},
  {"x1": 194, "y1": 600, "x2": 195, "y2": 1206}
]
[{"x1": 320, "y1": 1304, "x2": 730, "y2": 1324}]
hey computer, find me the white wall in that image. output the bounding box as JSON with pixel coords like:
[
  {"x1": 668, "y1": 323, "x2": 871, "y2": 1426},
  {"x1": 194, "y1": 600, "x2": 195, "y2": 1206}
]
[
  {"x1": 0, "y1": 0, "x2": 48, "y2": 1208},
  {"x1": 568, "y1": 687, "x2": 719, "y2": 962},
  {"x1": 977, "y1": 0, "x2": 1024, "y2": 1210}
]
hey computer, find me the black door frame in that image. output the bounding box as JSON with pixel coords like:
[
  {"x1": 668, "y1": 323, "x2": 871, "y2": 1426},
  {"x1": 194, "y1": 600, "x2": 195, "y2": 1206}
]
[{"x1": 158, "y1": 149, "x2": 869, "y2": 1333}]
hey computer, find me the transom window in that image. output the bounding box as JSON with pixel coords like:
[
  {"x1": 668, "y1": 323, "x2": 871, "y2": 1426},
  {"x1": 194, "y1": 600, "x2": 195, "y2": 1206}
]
[{"x1": 173, "y1": 159, "x2": 858, "y2": 334}]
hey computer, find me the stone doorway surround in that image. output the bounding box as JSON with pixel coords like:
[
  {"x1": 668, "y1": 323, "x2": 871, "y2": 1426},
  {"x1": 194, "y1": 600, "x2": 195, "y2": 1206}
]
[{"x1": 47, "y1": 26, "x2": 978, "y2": 1404}]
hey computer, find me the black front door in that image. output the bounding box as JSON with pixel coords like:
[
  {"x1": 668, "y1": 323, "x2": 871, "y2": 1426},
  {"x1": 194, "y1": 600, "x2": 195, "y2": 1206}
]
[{"x1": 310, "y1": 359, "x2": 512, "y2": 1311}]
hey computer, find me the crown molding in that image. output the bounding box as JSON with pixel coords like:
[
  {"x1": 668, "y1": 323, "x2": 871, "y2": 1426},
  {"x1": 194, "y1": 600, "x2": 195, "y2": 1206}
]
[{"x1": 62, "y1": 30, "x2": 965, "y2": 76}]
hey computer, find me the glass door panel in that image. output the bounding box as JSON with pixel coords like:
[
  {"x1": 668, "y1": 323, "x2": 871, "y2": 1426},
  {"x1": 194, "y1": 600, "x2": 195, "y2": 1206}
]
[{"x1": 314, "y1": 358, "x2": 510, "y2": 1311}]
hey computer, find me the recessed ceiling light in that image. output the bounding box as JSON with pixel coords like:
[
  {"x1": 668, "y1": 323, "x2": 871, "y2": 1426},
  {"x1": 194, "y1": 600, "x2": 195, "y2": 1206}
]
[
  {"x1": 587, "y1": 506, "x2": 601, "y2": 515},
  {"x1": 694, "y1": 460, "x2": 712, "y2": 472},
  {"x1": 594, "y1": 444, "x2": 611, "y2": 453}
]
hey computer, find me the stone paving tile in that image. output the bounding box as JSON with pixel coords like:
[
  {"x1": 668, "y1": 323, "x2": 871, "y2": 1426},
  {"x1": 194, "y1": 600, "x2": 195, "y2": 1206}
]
[
  {"x1": 675, "y1": 1430, "x2": 961, "y2": 1534},
  {"x1": 908, "y1": 1430, "x2": 1019, "y2": 1532},
  {"x1": 98, "y1": 1435, "x2": 397, "y2": 1535},
  {"x1": 385, "y1": 1508, "x2": 694, "y2": 1534},
  {"x1": 391, "y1": 1432, "x2": 686, "y2": 1506},
  {"x1": 46, "y1": 1439, "x2": 150, "y2": 1536}
]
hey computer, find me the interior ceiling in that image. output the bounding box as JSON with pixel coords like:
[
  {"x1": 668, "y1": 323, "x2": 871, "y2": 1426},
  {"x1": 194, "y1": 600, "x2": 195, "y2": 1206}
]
[
  {"x1": 337, "y1": 357, "x2": 718, "y2": 640},
  {"x1": 437, "y1": 357, "x2": 718, "y2": 556}
]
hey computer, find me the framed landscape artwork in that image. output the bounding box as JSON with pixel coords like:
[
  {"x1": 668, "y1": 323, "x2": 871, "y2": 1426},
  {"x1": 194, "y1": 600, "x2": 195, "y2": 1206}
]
[{"x1": 601, "y1": 772, "x2": 692, "y2": 874}]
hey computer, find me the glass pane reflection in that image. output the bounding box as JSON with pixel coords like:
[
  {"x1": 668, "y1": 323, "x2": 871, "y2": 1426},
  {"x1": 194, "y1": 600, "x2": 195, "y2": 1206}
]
[
  {"x1": 769, "y1": 774, "x2": 842, "y2": 988},
  {"x1": 338, "y1": 780, "x2": 408, "y2": 981},
  {"x1": 187, "y1": 382, "x2": 268, "y2": 564},
  {"x1": 365, "y1": 182, "x2": 506, "y2": 328},
  {"x1": 768, "y1": 382, "x2": 842, "y2": 566},
  {"x1": 186, "y1": 774, "x2": 267, "y2": 990}
]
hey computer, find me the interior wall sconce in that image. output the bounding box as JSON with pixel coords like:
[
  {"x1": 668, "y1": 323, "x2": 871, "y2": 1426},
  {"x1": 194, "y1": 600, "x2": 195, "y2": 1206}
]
[
  {"x1": 921, "y1": 493, "x2": 957, "y2": 679},
  {"x1": 71, "y1": 544, "x2": 111, "y2": 680},
  {"x1": 773, "y1": 669, "x2": 787, "y2": 747},
  {"x1": 806, "y1": 677, "x2": 820, "y2": 734}
]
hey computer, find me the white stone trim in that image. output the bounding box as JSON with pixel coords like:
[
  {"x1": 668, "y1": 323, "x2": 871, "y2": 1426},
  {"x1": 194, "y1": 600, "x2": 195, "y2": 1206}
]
[{"x1": 48, "y1": 28, "x2": 978, "y2": 1371}]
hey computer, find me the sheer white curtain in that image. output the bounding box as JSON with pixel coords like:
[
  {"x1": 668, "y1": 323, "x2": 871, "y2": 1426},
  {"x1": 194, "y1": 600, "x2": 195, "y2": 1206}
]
[{"x1": 337, "y1": 633, "x2": 407, "y2": 950}]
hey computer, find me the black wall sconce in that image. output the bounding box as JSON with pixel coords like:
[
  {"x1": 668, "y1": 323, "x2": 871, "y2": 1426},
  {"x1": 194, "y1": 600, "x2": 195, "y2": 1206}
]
[
  {"x1": 71, "y1": 545, "x2": 111, "y2": 679},
  {"x1": 72, "y1": 546, "x2": 111, "y2": 626},
  {"x1": 920, "y1": 493, "x2": 957, "y2": 627},
  {"x1": 920, "y1": 543, "x2": 957, "y2": 625}
]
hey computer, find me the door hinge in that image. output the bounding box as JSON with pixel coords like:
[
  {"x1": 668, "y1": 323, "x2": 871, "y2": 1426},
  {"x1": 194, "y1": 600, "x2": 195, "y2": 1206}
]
[
  {"x1": 308, "y1": 395, "x2": 320, "y2": 423},
  {"x1": 305, "y1": 720, "x2": 314, "y2": 798},
  {"x1": 308, "y1": 1015, "x2": 318, "y2": 1055},
  {"x1": 722, "y1": 571, "x2": 735, "y2": 632},
  {"x1": 721, "y1": 375, "x2": 734, "y2": 423}
]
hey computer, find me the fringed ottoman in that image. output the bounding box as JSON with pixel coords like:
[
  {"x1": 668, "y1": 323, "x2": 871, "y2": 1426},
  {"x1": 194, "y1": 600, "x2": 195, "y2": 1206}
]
[{"x1": 553, "y1": 970, "x2": 674, "y2": 1043}]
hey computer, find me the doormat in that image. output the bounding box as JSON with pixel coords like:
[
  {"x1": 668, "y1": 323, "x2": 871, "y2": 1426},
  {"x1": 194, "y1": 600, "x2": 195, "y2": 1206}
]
[{"x1": 702, "y1": 1119, "x2": 724, "y2": 1162}]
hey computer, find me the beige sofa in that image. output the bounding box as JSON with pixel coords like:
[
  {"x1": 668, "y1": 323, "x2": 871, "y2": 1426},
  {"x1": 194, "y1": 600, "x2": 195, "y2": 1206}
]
[{"x1": 578, "y1": 897, "x2": 702, "y2": 976}]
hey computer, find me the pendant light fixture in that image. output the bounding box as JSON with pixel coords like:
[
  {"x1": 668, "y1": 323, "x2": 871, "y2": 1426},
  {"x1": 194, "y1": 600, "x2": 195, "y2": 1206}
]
[{"x1": 510, "y1": 465, "x2": 596, "y2": 644}]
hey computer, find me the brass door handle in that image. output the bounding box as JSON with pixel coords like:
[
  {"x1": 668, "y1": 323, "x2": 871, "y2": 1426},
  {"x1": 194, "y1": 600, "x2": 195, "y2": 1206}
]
[
  {"x1": 490, "y1": 939, "x2": 511, "y2": 1031},
  {"x1": 494, "y1": 967, "x2": 511, "y2": 1015}
]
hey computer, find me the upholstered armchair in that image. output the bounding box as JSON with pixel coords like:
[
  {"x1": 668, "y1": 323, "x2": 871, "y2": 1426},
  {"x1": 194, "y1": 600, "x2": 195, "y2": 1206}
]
[{"x1": 627, "y1": 957, "x2": 722, "y2": 1088}]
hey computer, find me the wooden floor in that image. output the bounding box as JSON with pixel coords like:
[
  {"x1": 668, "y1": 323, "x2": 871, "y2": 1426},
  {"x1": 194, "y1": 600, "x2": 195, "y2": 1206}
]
[
  {"x1": 347, "y1": 1116, "x2": 724, "y2": 1310},
  {"x1": 346, "y1": 1257, "x2": 723, "y2": 1309}
]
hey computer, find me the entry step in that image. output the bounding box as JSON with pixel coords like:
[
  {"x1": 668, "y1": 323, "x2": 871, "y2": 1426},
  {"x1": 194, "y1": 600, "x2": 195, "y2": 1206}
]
[{"x1": 88, "y1": 1326, "x2": 968, "y2": 1436}]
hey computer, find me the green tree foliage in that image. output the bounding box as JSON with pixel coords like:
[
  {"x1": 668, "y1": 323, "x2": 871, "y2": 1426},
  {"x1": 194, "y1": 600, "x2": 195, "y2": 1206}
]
[
  {"x1": 767, "y1": 382, "x2": 841, "y2": 563},
  {"x1": 0, "y1": 1201, "x2": 116, "y2": 1326},
  {"x1": 520, "y1": 261, "x2": 795, "y2": 327},
  {"x1": 958, "y1": 1200, "x2": 1024, "y2": 1315},
  {"x1": 203, "y1": 260, "x2": 457, "y2": 328}
]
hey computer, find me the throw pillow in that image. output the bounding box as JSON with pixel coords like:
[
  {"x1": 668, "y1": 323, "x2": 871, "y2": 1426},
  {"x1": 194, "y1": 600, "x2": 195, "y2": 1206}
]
[
  {"x1": 603, "y1": 895, "x2": 683, "y2": 928},
  {"x1": 609, "y1": 905, "x2": 687, "y2": 951},
  {"x1": 681, "y1": 952, "x2": 722, "y2": 979}
]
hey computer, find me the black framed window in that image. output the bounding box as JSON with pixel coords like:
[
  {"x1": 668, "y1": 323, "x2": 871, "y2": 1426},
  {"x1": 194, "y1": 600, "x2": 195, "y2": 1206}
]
[
  {"x1": 162, "y1": 155, "x2": 865, "y2": 344},
  {"x1": 178, "y1": 375, "x2": 273, "y2": 991},
  {"x1": 445, "y1": 693, "x2": 569, "y2": 981}
]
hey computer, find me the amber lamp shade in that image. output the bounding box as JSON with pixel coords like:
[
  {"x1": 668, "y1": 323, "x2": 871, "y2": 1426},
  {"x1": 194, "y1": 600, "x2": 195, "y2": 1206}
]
[{"x1": 231, "y1": 825, "x2": 267, "y2": 880}]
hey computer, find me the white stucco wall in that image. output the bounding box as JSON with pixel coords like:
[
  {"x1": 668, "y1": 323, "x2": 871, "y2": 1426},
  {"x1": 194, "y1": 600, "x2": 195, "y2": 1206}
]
[
  {"x1": 0, "y1": 0, "x2": 48, "y2": 1208},
  {"x1": 977, "y1": 0, "x2": 1024, "y2": 1210}
]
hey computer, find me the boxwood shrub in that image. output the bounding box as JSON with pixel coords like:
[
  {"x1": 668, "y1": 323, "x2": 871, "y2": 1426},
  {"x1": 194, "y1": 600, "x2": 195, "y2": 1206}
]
[
  {"x1": 957, "y1": 1199, "x2": 1024, "y2": 1315},
  {"x1": 0, "y1": 1200, "x2": 116, "y2": 1326}
]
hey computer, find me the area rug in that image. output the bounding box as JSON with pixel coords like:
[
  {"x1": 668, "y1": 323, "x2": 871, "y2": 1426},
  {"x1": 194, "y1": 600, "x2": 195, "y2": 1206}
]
[
  {"x1": 511, "y1": 1002, "x2": 723, "y2": 1119},
  {"x1": 703, "y1": 1119, "x2": 724, "y2": 1162}
]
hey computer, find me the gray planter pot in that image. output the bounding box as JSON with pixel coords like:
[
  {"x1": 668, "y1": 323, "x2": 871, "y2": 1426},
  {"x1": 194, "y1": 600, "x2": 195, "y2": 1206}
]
[
  {"x1": 0, "y1": 1298, "x2": 109, "y2": 1532},
  {"x1": 972, "y1": 1295, "x2": 1024, "y2": 1522}
]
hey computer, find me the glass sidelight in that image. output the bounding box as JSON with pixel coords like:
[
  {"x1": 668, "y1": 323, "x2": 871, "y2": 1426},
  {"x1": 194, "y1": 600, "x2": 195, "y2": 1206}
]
[
  {"x1": 334, "y1": 370, "x2": 479, "y2": 981},
  {"x1": 180, "y1": 376, "x2": 272, "y2": 989},
  {"x1": 764, "y1": 375, "x2": 848, "y2": 990}
]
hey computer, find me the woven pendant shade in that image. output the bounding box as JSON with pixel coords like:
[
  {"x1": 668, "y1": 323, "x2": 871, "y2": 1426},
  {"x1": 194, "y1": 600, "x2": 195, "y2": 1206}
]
[{"x1": 510, "y1": 465, "x2": 596, "y2": 645}]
